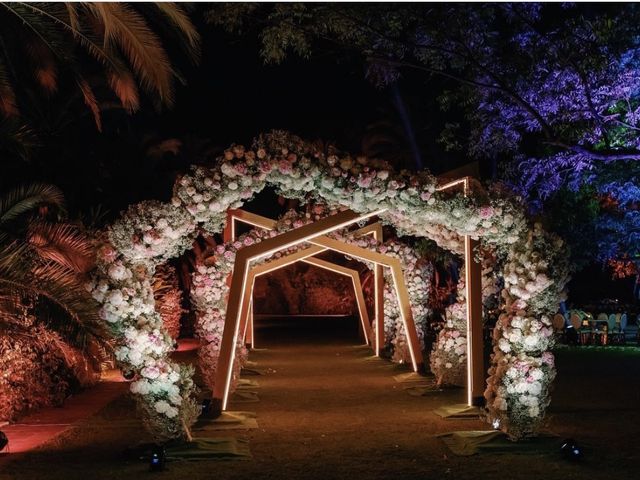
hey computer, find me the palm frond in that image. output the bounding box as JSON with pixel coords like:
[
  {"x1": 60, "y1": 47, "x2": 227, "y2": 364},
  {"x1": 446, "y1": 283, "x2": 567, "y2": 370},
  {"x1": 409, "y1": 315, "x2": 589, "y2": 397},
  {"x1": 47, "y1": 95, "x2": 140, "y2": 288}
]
[
  {"x1": 105, "y1": 62, "x2": 140, "y2": 113},
  {"x1": 85, "y1": 2, "x2": 174, "y2": 105},
  {"x1": 0, "y1": 118, "x2": 39, "y2": 161},
  {"x1": 0, "y1": 54, "x2": 18, "y2": 116},
  {"x1": 11, "y1": 2, "x2": 146, "y2": 115},
  {"x1": 27, "y1": 221, "x2": 95, "y2": 273},
  {"x1": 25, "y1": 38, "x2": 58, "y2": 93},
  {"x1": 154, "y1": 2, "x2": 200, "y2": 63},
  {"x1": 76, "y1": 76, "x2": 102, "y2": 132},
  {"x1": 65, "y1": 2, "x2": 79, "y2": 33},
  {"x1": 0, "y1": 259, "x2": 105, "y2": 349},
  {"x1": 1, "y1": 3, "x2": 76, "y2": 64},
  {"x1": 0, "y1": 183, "x2": 65, "y2": 226}
]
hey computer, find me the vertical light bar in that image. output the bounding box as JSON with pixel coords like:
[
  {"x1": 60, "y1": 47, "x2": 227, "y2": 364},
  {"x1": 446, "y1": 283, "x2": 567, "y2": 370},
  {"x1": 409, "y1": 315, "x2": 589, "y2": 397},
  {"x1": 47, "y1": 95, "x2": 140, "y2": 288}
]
[
  {"x1": 247, "y1": 297, "x2": 254, "y2": 349},
  {"x1": 375, "y1": 264, "x2": 384, "y2": 356},
  {"x1": 465, "y1": 235, "x2": 484, "y2": 406},
  {"x1": 389, "y1": 263, "x2": 420, "y2": 372},
  {"x1": 350, "y1": 276, "x2": 370, "y2": 345},
  {"x1": 353, "y1": 223, "x2": 384, "y2": 354}
]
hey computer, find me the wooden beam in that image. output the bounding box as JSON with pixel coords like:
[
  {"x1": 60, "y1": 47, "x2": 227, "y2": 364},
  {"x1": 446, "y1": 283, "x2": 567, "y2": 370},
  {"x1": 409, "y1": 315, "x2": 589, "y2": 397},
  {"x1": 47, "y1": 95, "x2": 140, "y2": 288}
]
[{"x1": 436, "y1": 176, "x2": 486, "y2": 407}]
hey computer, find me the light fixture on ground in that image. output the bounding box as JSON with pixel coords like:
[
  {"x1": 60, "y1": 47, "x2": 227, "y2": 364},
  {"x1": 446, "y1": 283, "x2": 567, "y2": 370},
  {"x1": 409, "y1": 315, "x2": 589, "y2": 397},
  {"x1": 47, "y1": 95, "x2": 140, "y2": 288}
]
[
  {"x1": 201, "y1": 398, "x2": 213, "y2": 416},
  {"x1": 149, "y1": 444, "x2": 166, "y2": 471},
  {"x1": 560, "y1": 438, "x2": 583, "y2": 461}
]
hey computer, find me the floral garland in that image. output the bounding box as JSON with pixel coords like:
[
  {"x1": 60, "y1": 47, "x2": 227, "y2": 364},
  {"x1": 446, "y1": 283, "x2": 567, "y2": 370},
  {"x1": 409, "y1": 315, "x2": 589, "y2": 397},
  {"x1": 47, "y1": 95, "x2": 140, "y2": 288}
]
[
  {"x1": 190, "y1": 205, "x2": 433, "y2": 392},
  {"x1": 91, "y1": 130, "x2": 568, "y2": 440}
]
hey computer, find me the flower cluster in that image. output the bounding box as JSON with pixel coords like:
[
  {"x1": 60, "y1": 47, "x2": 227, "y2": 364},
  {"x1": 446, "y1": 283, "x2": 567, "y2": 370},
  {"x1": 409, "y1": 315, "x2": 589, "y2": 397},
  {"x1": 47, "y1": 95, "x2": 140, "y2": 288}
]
[
  {"x1": 484, "y1": 224, "x2": 570, "y2": 438},
  {"x1": 108, "y1": 200, "x2": 196, "y2": 267},
  {"x1": 485, "y1": 352, "x2": 556, "y2": 439},
  {"x1": 430, "y1": 279, "x2": 468, "y2": 386}
]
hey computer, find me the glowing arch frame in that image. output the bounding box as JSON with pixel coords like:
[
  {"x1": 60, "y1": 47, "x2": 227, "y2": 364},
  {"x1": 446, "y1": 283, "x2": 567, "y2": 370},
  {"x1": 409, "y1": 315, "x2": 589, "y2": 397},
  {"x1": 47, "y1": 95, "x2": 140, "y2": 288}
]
[
  {"x1": 223, "y1": 209, "x2": 383, "y2": 352},
  {"x1": 238, "y1": 249, "x2": 371, "y2": 348},
  {"x1": 435, "y1": 176, "x2": 483, "y2": 406},
  {"x1": 213, "y1": 208, "x2": 426, "y2": 411}
]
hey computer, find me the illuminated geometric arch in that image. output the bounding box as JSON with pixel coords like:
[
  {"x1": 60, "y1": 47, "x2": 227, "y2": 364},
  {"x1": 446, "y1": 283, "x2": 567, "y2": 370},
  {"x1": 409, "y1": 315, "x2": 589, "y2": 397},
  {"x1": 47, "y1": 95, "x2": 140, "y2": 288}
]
[
  {"x1": 239, "y1": 247, "x2": 371, "y2": 348},
  {"x1": 223, "y1": 209, "x2": 379, "y2": 350},
  {"x1": 212, "y1": 208, "x2": 427, "y2": 411}
]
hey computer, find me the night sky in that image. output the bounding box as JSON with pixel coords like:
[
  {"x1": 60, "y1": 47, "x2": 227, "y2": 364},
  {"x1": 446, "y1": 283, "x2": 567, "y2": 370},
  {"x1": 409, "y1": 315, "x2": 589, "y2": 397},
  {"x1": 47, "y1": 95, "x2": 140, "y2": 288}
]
[{"x1": 4, "y1": 19, "x2": 465, "y2": 220}]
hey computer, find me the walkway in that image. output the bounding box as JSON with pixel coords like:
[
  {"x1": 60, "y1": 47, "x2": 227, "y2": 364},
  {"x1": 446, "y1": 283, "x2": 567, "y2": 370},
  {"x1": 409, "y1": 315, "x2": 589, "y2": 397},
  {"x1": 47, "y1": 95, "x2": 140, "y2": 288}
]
[
  {"x1": 0, "y1": 380, "x2": 126, "y2": 459},
  {"x1": 2, "y1": 316, "x2": 639, "y2": 479}
]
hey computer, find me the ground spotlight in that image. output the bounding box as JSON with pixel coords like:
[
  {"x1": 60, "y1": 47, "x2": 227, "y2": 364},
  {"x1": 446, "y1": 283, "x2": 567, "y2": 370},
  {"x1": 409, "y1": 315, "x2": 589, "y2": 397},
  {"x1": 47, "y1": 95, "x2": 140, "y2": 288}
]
[
  {"x1": 149, "y1": 444, "x2": 166, "y2": 472},
  {"x1": 560, "y1": 438, "x2": 583, "y2": 461},
  {"x1": 0, "y1": 431, "x2": 7, "y2": 452}
]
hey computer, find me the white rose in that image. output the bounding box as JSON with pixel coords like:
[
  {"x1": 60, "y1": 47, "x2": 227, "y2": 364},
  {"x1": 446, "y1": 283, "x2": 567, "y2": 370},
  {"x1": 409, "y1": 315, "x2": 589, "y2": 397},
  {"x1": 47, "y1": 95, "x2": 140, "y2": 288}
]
[
  {"x1": 107, "y1": 290, "x2": 124, "y2": 306},
  {"x1": 154, "y1": 400, "x2": 170, "y2": 414}
]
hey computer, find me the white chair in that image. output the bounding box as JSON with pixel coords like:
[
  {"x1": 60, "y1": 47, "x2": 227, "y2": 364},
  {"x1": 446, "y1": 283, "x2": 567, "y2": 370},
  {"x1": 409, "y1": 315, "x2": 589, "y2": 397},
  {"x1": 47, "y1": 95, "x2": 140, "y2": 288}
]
[
  {"x1": 614, "y1": 313, "x2": 628, "y2": 344},
  {"x1": 597, "y1": 313, "x2": 608, "y2": 321}
]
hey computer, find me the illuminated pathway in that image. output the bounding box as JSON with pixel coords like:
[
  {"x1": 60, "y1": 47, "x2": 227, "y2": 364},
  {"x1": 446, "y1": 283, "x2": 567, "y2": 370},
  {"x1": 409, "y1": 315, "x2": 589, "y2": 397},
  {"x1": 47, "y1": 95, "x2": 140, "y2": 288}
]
[
  {"x1": 2, "y1": 316, "x2": 638, "y2": 479},
  {"x1": 0, "y1": 381, "x2": 126, "y2": 458}
]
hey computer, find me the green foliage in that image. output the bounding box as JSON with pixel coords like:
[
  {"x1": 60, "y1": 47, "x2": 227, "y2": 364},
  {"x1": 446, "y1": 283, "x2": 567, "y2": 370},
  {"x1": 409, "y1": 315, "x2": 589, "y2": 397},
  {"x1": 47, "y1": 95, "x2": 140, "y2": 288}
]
[
  {"x1": 0, "y1": 183, "x2": 108, "y2": 363},
  {"x1": 0, "y1": 2, "x2": 200, "y2": 150},
  {"x1": 545, "y1": 186, "x2": 600, "y2": 269}
]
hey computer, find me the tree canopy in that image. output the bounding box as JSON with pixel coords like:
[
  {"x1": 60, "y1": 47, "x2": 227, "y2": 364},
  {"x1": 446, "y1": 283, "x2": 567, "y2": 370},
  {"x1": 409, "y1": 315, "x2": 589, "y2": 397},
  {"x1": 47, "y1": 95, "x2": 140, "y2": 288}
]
[{"x1": 208, "y1": 2, "x2": 640, "y2": 265}]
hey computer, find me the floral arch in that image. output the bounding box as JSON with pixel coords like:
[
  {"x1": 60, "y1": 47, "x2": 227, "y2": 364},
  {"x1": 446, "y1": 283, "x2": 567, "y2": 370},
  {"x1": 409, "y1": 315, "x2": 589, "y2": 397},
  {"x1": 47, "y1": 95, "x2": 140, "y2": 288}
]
[{"x1": 90, "y1": 130, "x2": 569, "y2": 441}]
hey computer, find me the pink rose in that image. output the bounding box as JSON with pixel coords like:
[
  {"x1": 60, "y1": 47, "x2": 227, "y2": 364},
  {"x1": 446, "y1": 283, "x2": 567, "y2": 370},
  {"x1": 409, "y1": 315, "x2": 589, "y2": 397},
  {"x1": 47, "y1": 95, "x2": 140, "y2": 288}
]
[
  {"x1": 357, "y1": 175, "x2": 373, "y2": 188},
  {"x1": 480, "y1": 206, "x2": 494, "y2": 219},
  {"x1": 278, "y1": 160, "x2": 292, "y2": 174},
  {"x1": 99, "y1": 245, "x2": 117, "y2": 263}
]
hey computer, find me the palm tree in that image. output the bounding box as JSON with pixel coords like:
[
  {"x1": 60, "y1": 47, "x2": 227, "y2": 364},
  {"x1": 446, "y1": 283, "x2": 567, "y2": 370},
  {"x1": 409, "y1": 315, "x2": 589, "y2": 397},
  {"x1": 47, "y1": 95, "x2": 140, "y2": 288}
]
[
  {"x1": 0, "y1": 2, "x2": 200, "y2": 131},
  {"x1": 0, "y1": 183, "x2": 110, "y2": 376}
]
